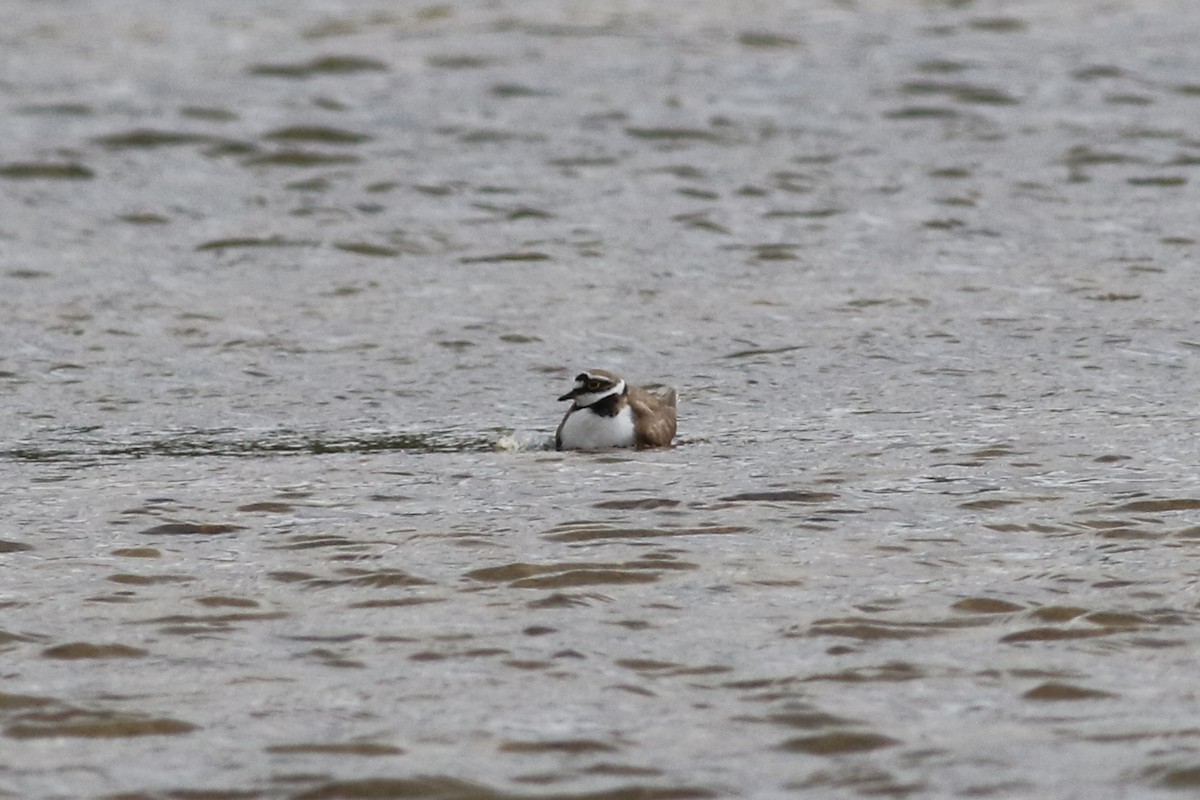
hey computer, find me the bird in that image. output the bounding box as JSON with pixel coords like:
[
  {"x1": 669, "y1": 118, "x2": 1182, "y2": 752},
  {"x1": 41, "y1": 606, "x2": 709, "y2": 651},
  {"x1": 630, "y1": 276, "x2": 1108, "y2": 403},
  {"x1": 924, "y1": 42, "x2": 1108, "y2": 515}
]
[{"x1": 555, "y1": 369, "x2": 677, "y2": 451}]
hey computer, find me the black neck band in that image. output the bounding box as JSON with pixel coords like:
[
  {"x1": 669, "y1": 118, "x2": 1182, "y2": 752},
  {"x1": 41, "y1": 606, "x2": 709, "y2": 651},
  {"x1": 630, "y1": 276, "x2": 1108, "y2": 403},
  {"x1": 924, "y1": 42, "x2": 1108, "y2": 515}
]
[{"x1": 582, "y1": 386, "x2": 625, "y2": 417}]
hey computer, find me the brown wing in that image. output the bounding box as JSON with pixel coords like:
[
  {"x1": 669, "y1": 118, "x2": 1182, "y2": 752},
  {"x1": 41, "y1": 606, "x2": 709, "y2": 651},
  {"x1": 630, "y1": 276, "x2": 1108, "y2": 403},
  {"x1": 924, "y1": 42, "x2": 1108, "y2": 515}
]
[{"x1": 628, "y1": 385, "x2": 677, "y2": 448}]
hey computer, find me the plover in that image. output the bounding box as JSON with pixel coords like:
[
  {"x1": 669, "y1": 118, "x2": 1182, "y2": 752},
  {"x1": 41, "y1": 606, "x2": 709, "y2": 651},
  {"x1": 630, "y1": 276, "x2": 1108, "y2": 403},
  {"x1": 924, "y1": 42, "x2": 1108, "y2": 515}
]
[{"x1": 555, "y1": 369, "x2": 677, "y2": 451}]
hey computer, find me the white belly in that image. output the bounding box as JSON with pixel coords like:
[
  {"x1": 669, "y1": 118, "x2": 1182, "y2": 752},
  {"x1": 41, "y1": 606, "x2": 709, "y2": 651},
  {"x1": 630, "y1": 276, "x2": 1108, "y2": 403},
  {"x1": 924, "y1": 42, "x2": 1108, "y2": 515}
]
[{"x1": 560, "y1": 406, "x2": 636, "y2": 450}]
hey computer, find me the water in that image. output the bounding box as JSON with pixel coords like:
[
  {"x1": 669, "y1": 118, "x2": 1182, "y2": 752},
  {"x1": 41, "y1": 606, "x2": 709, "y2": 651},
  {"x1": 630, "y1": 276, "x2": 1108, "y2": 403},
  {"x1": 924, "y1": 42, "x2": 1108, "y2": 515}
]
[{"x1": 3, "y1": 0, "x2": 1200, "y2": 797}]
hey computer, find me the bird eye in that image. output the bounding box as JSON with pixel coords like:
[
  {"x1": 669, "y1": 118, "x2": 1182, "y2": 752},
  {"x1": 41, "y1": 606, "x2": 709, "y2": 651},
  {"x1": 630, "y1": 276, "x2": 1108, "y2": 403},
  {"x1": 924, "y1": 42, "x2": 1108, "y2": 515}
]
[{"x1": 586, "y1": 379, "x2": 603, "y2": 391}]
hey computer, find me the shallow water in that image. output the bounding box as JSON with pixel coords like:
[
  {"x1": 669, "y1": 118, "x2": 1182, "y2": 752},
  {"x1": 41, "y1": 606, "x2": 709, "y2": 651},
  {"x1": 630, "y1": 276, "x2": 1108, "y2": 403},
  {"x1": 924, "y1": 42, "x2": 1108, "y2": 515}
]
[{"x1": 3, "y1": 0, "x2": 1200, "y2": 798}]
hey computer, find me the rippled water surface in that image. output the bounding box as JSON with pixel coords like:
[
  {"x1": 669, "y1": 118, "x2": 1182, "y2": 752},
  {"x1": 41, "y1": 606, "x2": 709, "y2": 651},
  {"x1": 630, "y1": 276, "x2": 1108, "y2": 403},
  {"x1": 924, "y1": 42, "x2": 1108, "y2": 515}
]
[{"x1": 4, "y1": 1, "x2": 1200, "y2": 797}]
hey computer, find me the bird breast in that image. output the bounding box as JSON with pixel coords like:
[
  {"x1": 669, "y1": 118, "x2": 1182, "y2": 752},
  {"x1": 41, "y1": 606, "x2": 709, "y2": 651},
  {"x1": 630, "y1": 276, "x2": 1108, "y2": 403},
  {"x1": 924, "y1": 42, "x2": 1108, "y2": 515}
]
[{"x1": 559, "y1": 405, "x2": 637, "y2": 449}]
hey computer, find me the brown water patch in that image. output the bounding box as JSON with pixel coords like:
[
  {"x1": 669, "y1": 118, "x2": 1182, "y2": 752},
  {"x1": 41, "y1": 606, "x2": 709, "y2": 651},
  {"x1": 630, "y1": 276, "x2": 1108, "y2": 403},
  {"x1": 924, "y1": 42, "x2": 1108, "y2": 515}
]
[
  {"x1": 1114, "y1": 498, "x2": 1200, "y2": 513},
  {"x1": 719, "y1": 490, "x2": 837, "y2": 503},
  {"x1": 269, "y1": 535, "x2": 373, "y2": 551},
  {"x1": 408, "y1": 646, "x2": 510, "y2": 663},
  {"x1": 140, "y1": 612, "x2": 288, "y2": 636},
  {"x1": 248, "y1": 55, "x2": 388, "y2": 78},
  {"x1": 1022, "y1": 681, "x2": 1117, "y2": 701},
  {"x1": 527, "y1": 593, "x2": 612, "y2": 609},
  {"x1": 1073, "y1": 64, "x2": 1124, "y2": 80},
  {"x1": 985, "y1": 522, "x2": 1067, "y2": 534},
  {"x1": 924, "y1": 218, "x2": 965, "y2": 230},
  {"x1": 460, "y1": 251, "x2": 551, "y2": 263},
  {"x1": 917, "y1": 59, "x2": 973, "y2": 74},
  {"x1": 614, "y1": 659, "x2": 730, "y2": 678},
  {"x1": 721, "y1": 676, "x2": 802, "y2": 693},
  {"x1": 289, "y1": 777, "x2": 491, "y2": 800},
  {"x1": 469, "y1": 202, "x2": 555, "y2": 221},
  {"x1": 491, "y1": 83, "x2": 554, "y2": 97},
  {"x1": 779, "y1": 731, "x2": 899, "y2": 754},
  {"x1": 804, "y1": 616, "x2": 983, "y2": 640},
  {"x1": 959, "y1": 498, "x2": 1023, "y2": 510},
  {"x1": 267, "y1": 570, "x2": 318, "y2": 584},
  {"x1": 0, "y1": 540, "x2": 34, "y2": 553},
  {"x1": 970, "y1": 16, "x2": 1028, "y2": 32},
  {"x1": 119, "y1": 212, "x2": 170, "y2": 225},
  {"x1": 930, "y1": 169, "x2": 971, "y2": 183},
  {"x1": 673, "y1": 212, "x2": 729, "y2": 235},
  {"x1": 287, "y1": 176, "x2": 330, "y2": 192},
  {"x1": 0, "y1": 162, "x2": 94, "y2": 180},
  {"x1": 455, "y1": 128, "x2": 546, "y2": 144},
  {"x1": 805, "y1": 662, "x2": 926, "y2": 683},
  {"x1": 350, "y1": 598, "x2": 443, "y2": 609},
  {"x1": 504, "y1": 659, "x2": 553, "y2": 670},
  {"x1": 266, "y1": 742, "x2": 403, "y2": 756},
  {"x1": 1151, "y1": 765, "x2": 1200, "y2": 789},
  {"x1": 1061, "y1": 145, "x2": 1144, "y2": 167},
  {"x1": 1001, "y1": 627, "x2": 1126, "y2": 643},
  {"x1": 197, "y1": 596, "x2": 260, "y2": 608},
  {"x1": 288, "y1": 633, "x2": 366, "y2": 647},
  {"x1": 585, "y1": 764, "x2": 664, "y2": 777},
  {"x1": 550, "y1": 155, "x2": 620, "y2": 168},
  {"x1": 6, "y1": 709, "x2": 195, "y2": 738},
  {"x1": 107, "y1": 573, "x2": 194, "y2": 585},
  {"x1": 302, "y1": 648, "x2": 366, "y2": 669},
  {"x1": 762, "y1": 207, "x2": 844, "y2": 219},
  {"x1": 514, "y1": 570, "x2": 660, "y2": 589},
  {"x1": 0, "y1": 692, "x2": 56, "y2": 710},
  {"x1": 465, "y1": 566, "x2": 667, "y2": 592},
  {"x1": 498, "y1": 333, "x2": 542, "y2": 344},
  {"x1": 1127, "y1": 176, "x2": 1186, "y2": 187},
  {"x1": 1031, "y1": 605, "x2": 1089, "y2": 622},
  {"x1": 242, "y1": 150, "x2": 361, "y2": 167},
  {"x1": 92, "y1": 129, "x2": 233, "y2": 149},
  {"x1": 721, "y1": 344, "x2": 806, "y2": 359},
  {"x1": 749, "y1": 243, "x2": 800, "y2": 261},
  {"x1": 293, "y1": 779, "x2": 714, "y2": 800},
  {"x1": 238, "y1": 502, "x2": 295, "y2": 513},
  {"x1": 139, "y1": 522, "x2": 245, "y2": 536},
  {"x1": 788, "y1": 765, "x2": 920, "y2": 795},
  {"x1": 543, "y1": 525, "x2": 749, "y2": 543},
  {"x1": 499, "y1": 738, "x2": 619, "y2": 754},
  {"x1": 1089, "y1": 525, "x2": 1163, "y2": 540},
  {"x1": 625, "y1": 127, "x2": 724, "y2": 143},
  {"x1": 738, "y1": 31, "x2": 802, "y2": 48},
  {"x1": 1106, "y1": 93, "x2": 1153, "y2": 106},
  {"x1": 523, "y1": 626, "x2": 557, "y2": 637},
  {"x1": 41, "y1": 642, "x2": 148, "y2": 659},
  {"x1": 427, "y1": 55, "x2": 493, "y2": 69},
  {"x1": 263, "y1": 126, "x2": 371, "y2": 144},
  {"x1": 467, "y1": 558, "x2": 696, "y2": 586},
  {"x1": 610, "y1": 620, "x2": 653, "y2": 632},
  {"x1": 953, "y1": 598, "x2": 1024, "y2": 614},
  {"x1": 17, "y1": 102, "x2": 93, "y2": 115},
  {"x1": 1086, "y1": 729, "x2": 1200, "y2": 743},
  {"x1": 900, "y1": 81, "x2": 1019, "y2": 104},
  {"x1": 885, "y1": 106, "x2": 960, "y2": 119},
  {"x1": 1088, "y1": 610, "x2": 1189, "y2": 626},
  {"x1": 737, "y1": 711, "x2": 858, "y2": 729},
  {"x1": 303, "y1": 568, "x2": 434, "y2": 589},
  {"x1": 334, "y1": 242, "x2": 402, "y2": 257},
  {"x1": 181, "y1": 105, "x2": 239, "y2": 120}
]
